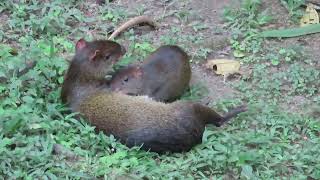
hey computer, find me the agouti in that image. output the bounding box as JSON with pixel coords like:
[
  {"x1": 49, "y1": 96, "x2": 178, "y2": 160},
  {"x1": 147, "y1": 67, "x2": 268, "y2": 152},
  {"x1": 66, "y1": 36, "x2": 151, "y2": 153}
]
[
  {"x1": 61, "y1": 38, "x2": 126, "y2": 108},
  {"x1": 61, "y1": 39, "x2": 247, "y2": 153},
  {"x1": 109, "y1": 45, "x2": 191, "y2": 102},
  {"x1": 79, "y1": 93, "x2": 247, "y2": 153}
]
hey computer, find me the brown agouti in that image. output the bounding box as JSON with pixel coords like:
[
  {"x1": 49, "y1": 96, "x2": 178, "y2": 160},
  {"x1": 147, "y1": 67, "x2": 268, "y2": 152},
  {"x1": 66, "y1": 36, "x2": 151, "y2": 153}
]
[
  {"x1": 109, "y1": 45, "x2": 191, "y2": 102},
  {"x1": 79, "y1": 93, "x2": 247, "y2": 153},
  {"x1": 61, "y1": 38, "x2": 126, "y2": 108},
  {"x1": 61, "y1": 40, "x2": 247, "y2": 153}
]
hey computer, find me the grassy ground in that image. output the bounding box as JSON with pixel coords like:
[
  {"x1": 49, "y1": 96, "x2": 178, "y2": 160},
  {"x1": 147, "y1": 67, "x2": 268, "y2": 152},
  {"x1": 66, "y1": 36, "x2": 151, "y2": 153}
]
[{"x1": 0, "y1": 0, "x2": 319, "y2": 179}]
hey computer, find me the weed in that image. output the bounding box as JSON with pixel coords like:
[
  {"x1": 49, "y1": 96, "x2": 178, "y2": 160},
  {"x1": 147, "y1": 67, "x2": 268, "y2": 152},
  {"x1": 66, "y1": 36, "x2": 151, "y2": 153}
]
[
  {"x1": 280, "y1": 0, "x2": 305, "y2": 21},
  {"x1": 180, "y1": 83, "x2": 209, "y2": 101},
  {"x1": 224, "y1": 0, "x2": 272, "y2": 62}
]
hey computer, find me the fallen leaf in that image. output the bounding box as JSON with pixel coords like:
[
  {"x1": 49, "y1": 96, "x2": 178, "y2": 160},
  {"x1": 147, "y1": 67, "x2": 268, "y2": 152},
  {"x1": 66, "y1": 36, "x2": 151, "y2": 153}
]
[
  {"x1": 206, "y1": 59, "x2": 240, "y2": 75},
  {"x1": 300, "y1": 3, "x2": 319, "y2": 27},
  {"x1": 206, "y1": 59, "x2": 241, "y2": 82}
]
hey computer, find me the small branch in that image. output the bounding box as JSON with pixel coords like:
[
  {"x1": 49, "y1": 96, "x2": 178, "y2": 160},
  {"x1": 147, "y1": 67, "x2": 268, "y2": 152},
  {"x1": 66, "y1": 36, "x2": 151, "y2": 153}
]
[{"x1": 108, "y1": 15, "x2": 159, "y2": 40}]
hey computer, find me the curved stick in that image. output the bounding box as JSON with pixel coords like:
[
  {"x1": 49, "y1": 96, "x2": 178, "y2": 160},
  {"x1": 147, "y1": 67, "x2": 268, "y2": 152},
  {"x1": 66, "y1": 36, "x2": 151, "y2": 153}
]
[{"x1": 108, "y1": 16, "x2": 159, "y2": 40}]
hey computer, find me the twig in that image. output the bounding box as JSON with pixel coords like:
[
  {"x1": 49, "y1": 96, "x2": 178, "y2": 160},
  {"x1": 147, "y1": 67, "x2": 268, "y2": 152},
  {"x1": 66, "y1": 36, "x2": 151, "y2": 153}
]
[{"x1": 108, "y1": 15, "x2": 159, "y2": 40}]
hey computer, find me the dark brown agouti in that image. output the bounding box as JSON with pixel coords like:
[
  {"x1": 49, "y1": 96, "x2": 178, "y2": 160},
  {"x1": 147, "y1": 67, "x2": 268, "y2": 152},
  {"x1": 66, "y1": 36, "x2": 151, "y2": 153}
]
[
  {"x1": 61, "y1": 40, "x2": 247, "y2": 154},
  {"x1": 109, "y1": 45, "x2": 191, "y2": 102},
  {"x1": 61, "y1": 38, "x2": 126, "y2": 108}
]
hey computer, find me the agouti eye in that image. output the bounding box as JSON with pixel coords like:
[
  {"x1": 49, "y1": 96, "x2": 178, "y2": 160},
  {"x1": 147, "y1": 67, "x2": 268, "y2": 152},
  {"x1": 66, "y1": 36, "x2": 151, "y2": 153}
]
[{"x1": 105, "y1": 55, "x2": 111, "y2": 60}]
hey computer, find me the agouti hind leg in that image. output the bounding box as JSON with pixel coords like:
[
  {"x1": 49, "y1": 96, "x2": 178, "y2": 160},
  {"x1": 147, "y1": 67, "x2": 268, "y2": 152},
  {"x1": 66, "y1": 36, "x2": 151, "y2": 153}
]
[
  {"x1": 122, "y1": 127, "x2": 202, "y2": 153},
  {"x1": 193, "y1": 104, "x2": 247, "y2": 127}
]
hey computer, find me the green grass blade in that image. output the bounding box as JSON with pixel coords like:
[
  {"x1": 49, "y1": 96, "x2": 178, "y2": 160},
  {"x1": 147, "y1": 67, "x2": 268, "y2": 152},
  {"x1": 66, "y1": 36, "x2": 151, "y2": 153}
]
[{"x1": 260, "y1": 24, "x2": 320, "y2": 38}]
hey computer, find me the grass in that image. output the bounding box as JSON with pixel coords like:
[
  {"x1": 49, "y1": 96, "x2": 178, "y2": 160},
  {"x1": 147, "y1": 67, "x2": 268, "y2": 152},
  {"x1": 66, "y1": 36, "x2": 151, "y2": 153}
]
[{"x1": 0, "y1": 0, "x2": 319, "y2": 179}]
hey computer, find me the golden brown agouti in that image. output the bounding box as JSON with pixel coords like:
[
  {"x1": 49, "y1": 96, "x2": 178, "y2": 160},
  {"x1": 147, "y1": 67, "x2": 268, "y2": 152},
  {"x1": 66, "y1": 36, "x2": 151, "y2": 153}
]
[
  {"x1": 61, "y1": 38, "x2": 126, "y2": 109},
  {"x1": 79, "y1": 93, "x2": 247, "y2": 153},
  {"x1": 109, "y1": 45, "x2": 191, "y2": 102},
  {"x1": 61, "y1": 39, "x2": 247, "y2": 153}
]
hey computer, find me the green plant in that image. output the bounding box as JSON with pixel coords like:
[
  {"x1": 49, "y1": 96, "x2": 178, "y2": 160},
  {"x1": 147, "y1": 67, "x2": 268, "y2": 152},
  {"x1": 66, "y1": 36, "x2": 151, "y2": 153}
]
[
  {"x1": 280, "y1": 0, "x2": 304, "y2": 21},
  {"x1": 285, "y1": 63, "x2": 319, "y2": 96},
  {"x1": 224, "y1": 0, "x2": 272, "y2": 61},
  {"x1": 180, "y1": 83, "x2": 209, "y2": 101},
  {"x1": 133, "y1": 42, "x2": 156, "y2": 58},
  {"x1": 174, "y1": 9, "x2": 191, "y2": 23},
  {"x1": 189, "y1": 21, "x2": 209, "y2": 32},
  {"x1": 224, "y1": 0, "x2": 273, "y2": 30}
]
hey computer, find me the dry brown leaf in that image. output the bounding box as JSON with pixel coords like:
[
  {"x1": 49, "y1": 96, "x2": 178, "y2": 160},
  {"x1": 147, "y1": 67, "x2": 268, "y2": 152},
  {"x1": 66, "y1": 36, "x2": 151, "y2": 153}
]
[
  {"x1": 206, "y1": 59, "x2": 240, "y2": 74},
  {"x1": 206, "y1": 59, "x2": 241, "y2": 82},
  {"x1": 300, "y1": 3, "x2": 319, "y2": 27}
]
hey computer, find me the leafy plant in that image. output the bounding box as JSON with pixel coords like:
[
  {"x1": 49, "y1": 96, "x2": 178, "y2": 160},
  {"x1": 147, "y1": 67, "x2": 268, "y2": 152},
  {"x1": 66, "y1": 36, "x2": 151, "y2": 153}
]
[
  {"x1": 224, "y1": 0, "x2": 273, "y2": 30},
  {"x1": 280, "y1": 0, "x2": 305, "y2": 21}
]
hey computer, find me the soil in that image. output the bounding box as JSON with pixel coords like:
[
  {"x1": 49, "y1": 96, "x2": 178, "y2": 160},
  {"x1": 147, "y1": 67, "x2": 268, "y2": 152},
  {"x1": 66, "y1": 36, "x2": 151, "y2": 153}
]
[{"x1": 103, "y1": 0, "x2": 320, "y2": 109}]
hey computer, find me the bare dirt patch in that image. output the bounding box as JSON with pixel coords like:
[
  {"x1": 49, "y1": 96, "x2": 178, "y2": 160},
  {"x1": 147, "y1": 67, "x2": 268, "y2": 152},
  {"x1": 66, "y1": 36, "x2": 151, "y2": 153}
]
[{"x1": 187, "y1": 0, "x2": 241, "y2": 104}]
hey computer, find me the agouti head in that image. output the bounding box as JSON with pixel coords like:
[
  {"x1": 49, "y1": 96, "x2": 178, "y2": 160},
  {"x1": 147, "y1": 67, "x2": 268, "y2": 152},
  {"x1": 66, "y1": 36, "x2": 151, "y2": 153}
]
[
  {"x1": 109, "y1": 65, "x2": 143, "y2": 95},
  {"x1": 61, "y1": 39, "x2": 126, "y2": 104},
  {"x1": 73, "y1": 39, "x2": 126, "y2": 80}
]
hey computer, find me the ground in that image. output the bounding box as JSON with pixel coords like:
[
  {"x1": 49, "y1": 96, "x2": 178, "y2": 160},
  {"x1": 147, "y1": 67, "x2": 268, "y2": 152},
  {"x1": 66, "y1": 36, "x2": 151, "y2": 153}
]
[
  {"x1": 110, "y1": 0, "x2": 319, "y2": 110},
  {"x1": 113, "y1": 0, "x2": 241, "y2": 103},
  {"x1": 0, "y1": 0, "x2": 319, "y2": 179}
]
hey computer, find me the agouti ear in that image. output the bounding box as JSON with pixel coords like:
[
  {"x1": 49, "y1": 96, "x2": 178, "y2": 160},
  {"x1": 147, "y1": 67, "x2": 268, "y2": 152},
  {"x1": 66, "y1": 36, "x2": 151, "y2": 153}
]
[
  {"x1": 89, "y1": 50, "x2": 101, "y2": 61},
  {"x1": 75, "y1": 38, "x2": 87, "y2": 51}
]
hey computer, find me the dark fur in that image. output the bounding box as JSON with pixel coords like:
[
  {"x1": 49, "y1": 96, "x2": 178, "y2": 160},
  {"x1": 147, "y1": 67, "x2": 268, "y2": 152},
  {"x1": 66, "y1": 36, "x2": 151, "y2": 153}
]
[{"x1": 109, "y1": 45, "x2": 191, "y2": 102}]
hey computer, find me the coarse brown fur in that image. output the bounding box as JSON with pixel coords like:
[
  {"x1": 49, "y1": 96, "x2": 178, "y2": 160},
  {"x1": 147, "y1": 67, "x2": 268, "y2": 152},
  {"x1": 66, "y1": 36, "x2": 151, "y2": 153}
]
[
  {"x1": 78, "y1": 92, "x2": 246, "y2": 153},
  {"x1": 109, "y1": 45, "x2": 191, "y2": 102},
  {"x1": 61, "y1": 40, "x2": 247, "y2": 153}
]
